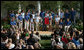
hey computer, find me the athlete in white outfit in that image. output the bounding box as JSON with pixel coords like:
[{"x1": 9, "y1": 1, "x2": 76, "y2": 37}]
[
  {"x1": 21, "y1": 10, "x2": 25, "y2": 29},
  {"x1": 30, "y1": 14, "x2": 34, "y2": 31},
  {"x1": 25, "y1": 12, "x2": 30, "y2": 31},
  {"x1": 35, "y1": 13, "x2": 42, "y2": 31}
]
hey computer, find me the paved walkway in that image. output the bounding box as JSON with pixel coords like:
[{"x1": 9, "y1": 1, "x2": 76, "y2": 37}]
[{"x1": 29, "y1": 31, "x2": 54, "y2": 35}]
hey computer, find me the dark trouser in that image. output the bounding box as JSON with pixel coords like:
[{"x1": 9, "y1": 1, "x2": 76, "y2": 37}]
[
  {"x1": 42, "y1": 18, "x2": 47, "y2": 31},
  {"x1": 44, "y1": 24, "x2": 47, "y2": 31},
  {"x1": 71, "y1": 16, "x2": 75, "y2": 24},
  {"x1": 74, "y1": 17, "x2": 75, "y2": 24},
  {"x1": 42, "y1": 18, "x2": 44, "y2": 31},
  {"x1": 23, "y1": 19, "x2": 25, "y2": 29}
]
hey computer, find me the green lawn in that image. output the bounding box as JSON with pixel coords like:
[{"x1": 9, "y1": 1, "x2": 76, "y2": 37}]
[{"x1": 39, "y1": 40, "x2": 51, "y2": 49}]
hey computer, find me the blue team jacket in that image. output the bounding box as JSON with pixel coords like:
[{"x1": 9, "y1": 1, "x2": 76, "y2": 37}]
[
  {"x1": 10, "y1": 20, "x2": 16, "y2": 25},
  {"x1": 18, "y1": 15, "x2": 23, "y2": 21}
]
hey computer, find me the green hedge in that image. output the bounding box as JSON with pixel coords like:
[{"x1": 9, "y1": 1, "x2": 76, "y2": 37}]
[
  {"x1": 39, "y1": 40, "x2": 51, "y2": 49},
  {"x1": 1, "y1": 22, "x2": 11, "y2": 29},
  {"x1": 41, "y1": 35, "x2": 51, "y2": 40},
  {"x1": 72, "y1": 22, "x2": 83, "y2": 31},
  {"x1": 39, "y1": 35, "x2": 52, "y2": 49},
  {"x1": 3, "y1": 24, "x2": 11, "y2": 29}
]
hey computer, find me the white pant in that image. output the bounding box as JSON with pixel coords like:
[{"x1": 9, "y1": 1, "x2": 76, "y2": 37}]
[
  {"x1": 59, "y1": 25, "x2": 63, "y2": 29},
  {"x1": 65, "y1": 25, "x2": 70, "y2": 32},
  {"x1": 25, "y1": 20, "x2": 29, "y2": 31},
  {"x1": 19, "y1": 21, "x2": 23, "y2": 31},
  {"x1": 36, "y1": 22, "x2": 39, "y2": 31},
  {"x1": 30, "y1": 22, "x2": 34, "y2": 31},
  {"x1": 22, "y1": 19, "x2": 25, "y2": 29},
  {"x1": 11, "y1": 25, "x2": 16, "y2": 31},
  {"x1": 16, "y1": 18, "x2": 19, "y2": 28},
  {"x1": 50, "y1": 20, "x2": 52, "y2": 26}
]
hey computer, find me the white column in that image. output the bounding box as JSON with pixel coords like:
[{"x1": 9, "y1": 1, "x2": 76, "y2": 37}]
[
  {"x1": 58, "y1": 5, "x2": 60, "y2": 17},
  {"x1": 37, "y1": 1, "x2": 41, "y2": 14},
  {"x1": 19, "y1": 3, "x2": 21, "y2": 13}
]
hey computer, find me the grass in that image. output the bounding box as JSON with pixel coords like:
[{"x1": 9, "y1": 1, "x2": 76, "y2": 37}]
[{"x1": 39, "y1": 40, "x2": 51, "y2": 49}]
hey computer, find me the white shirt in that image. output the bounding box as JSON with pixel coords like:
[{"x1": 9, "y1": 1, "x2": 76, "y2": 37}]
[
  {"x1": 35, "y1": 17, "x2": 41, "y2": 22},
  {"x1": 5, "y1": 39, "x2": 8, "y2": 44},
  {"x1": 30, "y1": 18, "x2": 33, "y2": 23},
  {"x1": 1, "y1": 39, "x2": 8, "y2": 44},
  {"x1": 16, "y1": 14, "x2": 19, "y2": 21},
  {"x1": 21, "y1": 13, "x2": 25, "y2": 18},
  {"x1": 51, "y1": 39, "x2": 56, "y2": 47},
  {"x1": 33, "y1": 34, "x2": 41, "y2": 40},
  {"x1": 9, "y1": 44, "x2": 15, "y2": 49},
  {"x1": 49, "y1": 16, "x2": 52, "y2": 19},
  {"x1": 16, "y1": 14, "x2": 19, "y2": 17},
  {"x1": 47, "y1": 14, "x2": 49, "y2": 17},
  {"x1": 57, "y1": 41, "x2": 63, "y2": 48},
  {"x1": 55, "y1": 17, "x2": 60, "y2": 22},
  {"x1": 32, "y1": 14, "x2": 35, "y2": 19},
  {"x1": 16, "y1": 34, "x2": 20, "y2": 40}
]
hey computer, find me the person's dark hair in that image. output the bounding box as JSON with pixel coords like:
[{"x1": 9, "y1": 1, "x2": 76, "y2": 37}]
[
  {"x1": 51, "y1": 34, "x2": 54, "y2": 38},
  {"x1": 56, "y1": 31, "x2": 59, "y2": 35},
  {"x1": 30, "y1": 14, "x2": 32, "y2": 18},
  {"x1": 3, "y1": 36, "x2": 7, "y2": 41},
  {"x1": 54, "y1": 29, "x2": 59, "y2": 34},
  {"x1": 59, "y1": 29, "x2": 63, "y2": 36},
  {"x1": 70, "y1": 30, "x2": 73, "y2": 37},
  {"x1": 24, "y1": 29, "x2": 27, "y2": 33},
  {"x1": 36, "y1": 11, "x2": 38, "y2": 13},
  {"x1": 68, "y1": 26, "x2": 73, "y2": 32},
  {"x1": 75, "y1": 36, "x2": 79, "y2": 40},
  {"x1": 3, "y1": 28, "x2": 6, "y2": 31},
  {"x1": 60, "y1": 28, "x2": 64, "y2": 32},
  {"x1": 21, "y1": 10, "x2": 24, "y2": 12},
  {"x1": 55, "y1": 38, "x2": 59, "y2": 43},
  {"x1": 54, "y1": 30, "x2": 56, "y2": 34},
  {"x1": 67, "y1": 38, "x2": 71, "y2": 42},
  {"x1": 57, "y1": 13, "x2": 58, "y2": 15},
  {"x1": 31, "y1": 31, "x2": 34, "y2": 34},
  {"x1": 79, "y1": 33, "x2": 83, "y2": 38},
  {"x1": 19, "y1": 13, "x2": 21, "y2": 15},
  {"x1": 54, "y1": 29, "x2": 60, "y2": 35},
  {"x1": 60, "y1": 18, "x2": 63, "y2": 21},
  {"x1": 63, "y1": 35, "x2": 66, "y2": 38},
  {"x1": 36, "y1": 32, "x2": 39, "y2": 35},
  {"x1": 75, "y1": 31, "x2": 79, "y2": 36},
  {"x1": 30, "y1": 34, "x2": 33, "y2": 38},
  {"x1": 12, "y1": 10, "x2": 14, "y2": 13}
]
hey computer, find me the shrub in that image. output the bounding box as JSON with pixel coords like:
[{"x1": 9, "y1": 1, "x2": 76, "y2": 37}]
[
  {"x1": 39, "y1": 40, "x2": 51, "y2": 49},
  {"x1": 71, "y1": 22, "x2": 83, "y2": 31},
  {"x1": 1, "y1": 22, "x2": 11, "y2": 29},
  {"x1": 40, "y1": 35, "x2": 51, "y2": 40}
]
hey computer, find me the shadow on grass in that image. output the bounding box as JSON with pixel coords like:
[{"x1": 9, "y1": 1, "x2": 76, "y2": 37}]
[{"x1": 39, "y1": 40, "x2": 51, "y2": 49}]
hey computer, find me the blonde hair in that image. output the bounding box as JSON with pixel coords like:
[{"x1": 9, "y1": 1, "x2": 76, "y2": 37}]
[
  {"x1": 79, "y1": 38, "x2": 83, "y2": 44},
  {"x1": 68, "y1": 42, "x2": 76, "y2": 49},
  {"x1": 20, "y1": 39, "x2": 23, "y2": 42},
  {"x1": 71, "y1": 43, "x2": 76, "y2": 49},
  {"x1": 49, "y1": 13, "x2": 51, "y2": 16},
  {"x1": 8, "y1": 38, "x2": 12, "y2": 43}
]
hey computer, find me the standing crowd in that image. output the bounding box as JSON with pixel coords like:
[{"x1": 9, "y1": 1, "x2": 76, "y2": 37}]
[
  {"x1": 1, "y1": 7, "x2": 83, "y2": 49},
  {"x1": 9, "y1": 8, "x2": 77, "y2": 32}
]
